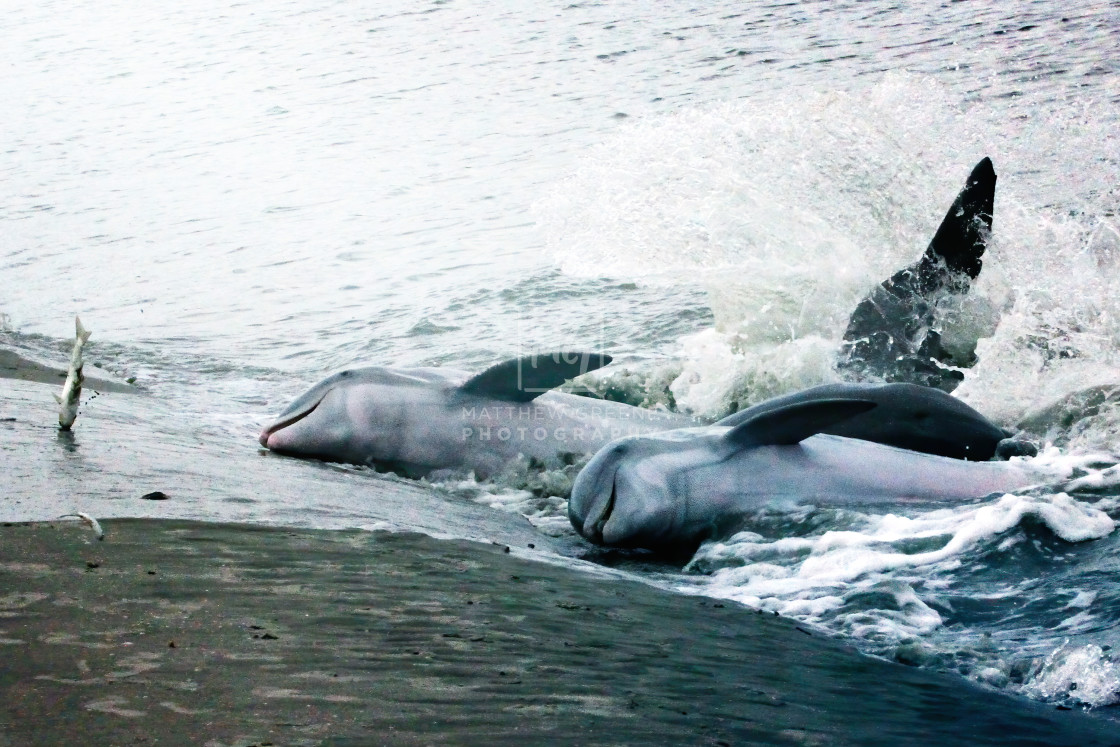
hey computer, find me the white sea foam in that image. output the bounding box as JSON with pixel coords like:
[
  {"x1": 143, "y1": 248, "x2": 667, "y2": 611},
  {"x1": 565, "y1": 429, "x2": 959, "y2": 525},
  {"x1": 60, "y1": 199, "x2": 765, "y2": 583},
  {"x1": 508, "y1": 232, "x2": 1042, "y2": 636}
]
[
  {"x1": 431, "y1": 461, "x2": 584, "y2": 538},
  {"x1": 668, "y1": 329, "x2": 839, "y2": 417},
  {"x1": 1064, "y1": 590, "x2": 1099, "y2": 610},
  {"x1": 1023, "y1": 643, "x2": 1120, "y2": 708},
  {"x1": 541, "y1": 75, "x2": 1004, "y2": 416},
  {"x1": 687, "y1": 493, "x2": 1115, "y2": 643}
]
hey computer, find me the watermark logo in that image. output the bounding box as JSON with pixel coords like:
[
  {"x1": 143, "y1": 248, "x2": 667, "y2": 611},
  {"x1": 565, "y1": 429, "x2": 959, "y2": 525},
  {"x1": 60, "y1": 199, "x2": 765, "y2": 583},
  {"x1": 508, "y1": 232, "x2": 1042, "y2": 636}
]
[
  {"x1": 457, "y1": 317, "x2": 682, "y2": 445},
  {"x1": 512, "y1": 314, "x2": 611, "y2": 397},
  {"x1": 516, "y1": 350, "x2": 607, "y2": 396}
]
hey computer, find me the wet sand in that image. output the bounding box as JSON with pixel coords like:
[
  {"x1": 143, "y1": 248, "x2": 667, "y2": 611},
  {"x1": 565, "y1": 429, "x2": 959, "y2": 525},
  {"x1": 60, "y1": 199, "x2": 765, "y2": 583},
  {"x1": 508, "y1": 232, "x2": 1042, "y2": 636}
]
[
  {"x1": 0, "y1": 366, "x2": 567, "y2": 551},
  {"x1": 0, "y1": 348, "x2": 135, "y2": 393},
  {"x1": 1, "y1": 518, "x2": 1118, "y2": 747}
]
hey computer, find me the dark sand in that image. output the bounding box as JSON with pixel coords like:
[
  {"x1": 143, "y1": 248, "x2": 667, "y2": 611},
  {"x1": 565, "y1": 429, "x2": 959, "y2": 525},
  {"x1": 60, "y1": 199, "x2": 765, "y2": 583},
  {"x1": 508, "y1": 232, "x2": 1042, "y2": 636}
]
[{"x1": 1, "y1": 519, "x2": 1118, "y2": 747}]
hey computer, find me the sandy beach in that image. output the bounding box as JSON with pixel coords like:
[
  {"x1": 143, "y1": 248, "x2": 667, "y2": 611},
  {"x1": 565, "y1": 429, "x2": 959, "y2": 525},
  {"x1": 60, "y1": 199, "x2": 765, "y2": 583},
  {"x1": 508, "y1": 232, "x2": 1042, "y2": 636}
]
[{"x1": 2, "y1": 518, "x2": 1118, "y2": 747}]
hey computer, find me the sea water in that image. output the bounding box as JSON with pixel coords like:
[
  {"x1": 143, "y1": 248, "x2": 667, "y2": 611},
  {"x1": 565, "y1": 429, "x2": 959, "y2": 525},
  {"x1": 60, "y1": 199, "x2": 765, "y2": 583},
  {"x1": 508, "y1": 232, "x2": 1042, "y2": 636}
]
[{"x1": 2, "y1": 0, "x2": 1119, "y2": 713}]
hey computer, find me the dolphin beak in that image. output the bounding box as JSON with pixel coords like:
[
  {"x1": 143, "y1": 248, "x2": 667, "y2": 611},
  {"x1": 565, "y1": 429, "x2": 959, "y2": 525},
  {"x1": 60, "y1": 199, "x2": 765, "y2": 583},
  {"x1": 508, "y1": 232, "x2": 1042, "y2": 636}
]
[
  {"x1": 258, "y1": 395, "x2": 325, "y2": 448},
  {"x1": 582, "y1": 482, "x2": 617, "y2": 543}
]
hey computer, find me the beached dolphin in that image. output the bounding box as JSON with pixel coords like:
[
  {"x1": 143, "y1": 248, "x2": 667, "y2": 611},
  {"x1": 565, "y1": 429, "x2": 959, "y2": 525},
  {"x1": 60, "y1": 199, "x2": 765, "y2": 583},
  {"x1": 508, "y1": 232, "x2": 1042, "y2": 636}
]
[
  {"x1": 569, "y1": 397, "x2": 1047, "y2": 553},
  {"x1": 837, "y1": 157, "x2": 997, "y2": 392},
  {"x1": 259, "y1": 352, "x2": 696, "y2": 479}
]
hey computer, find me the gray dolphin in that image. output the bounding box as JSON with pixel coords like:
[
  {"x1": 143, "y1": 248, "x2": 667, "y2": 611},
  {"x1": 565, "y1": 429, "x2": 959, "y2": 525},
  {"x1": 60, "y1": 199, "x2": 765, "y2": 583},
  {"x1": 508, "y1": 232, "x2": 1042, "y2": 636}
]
[
  {"x1": 569, "y1": 398, "x2": 1046, "y2": 553},
  {"x1": 838, "y1": 157, "x2": 997, "y2": 392},
  {"x1": 259, "y1": 352, "x2": 696, "y2": 479}
]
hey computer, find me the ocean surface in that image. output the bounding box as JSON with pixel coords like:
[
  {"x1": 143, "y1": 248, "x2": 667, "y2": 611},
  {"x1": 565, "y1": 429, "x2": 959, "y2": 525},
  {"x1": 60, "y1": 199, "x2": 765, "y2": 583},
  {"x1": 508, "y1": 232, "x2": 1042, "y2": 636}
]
[{"x1": 3, "y1": 0, "x2": 1120, "y2": 715}]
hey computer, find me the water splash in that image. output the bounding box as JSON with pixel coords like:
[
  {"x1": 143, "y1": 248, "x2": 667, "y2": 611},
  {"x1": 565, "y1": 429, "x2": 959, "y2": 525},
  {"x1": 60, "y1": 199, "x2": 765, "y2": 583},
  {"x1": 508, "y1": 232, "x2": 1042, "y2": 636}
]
[
  {"x1": 685, "y1": 491, "x2": 1115, "y2": 644},
  {"x1": 540, "y1": 72, "x2": 1120, "y2": 422},
  {"x1": 1023, "y1": 643, "x2": 1120, "y2": 708}
]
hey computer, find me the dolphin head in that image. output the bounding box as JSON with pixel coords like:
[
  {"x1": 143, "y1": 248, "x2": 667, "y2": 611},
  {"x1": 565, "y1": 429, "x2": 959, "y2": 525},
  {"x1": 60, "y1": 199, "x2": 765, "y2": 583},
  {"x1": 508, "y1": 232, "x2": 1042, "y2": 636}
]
[
  {"x1": 259, "y1": 366, "x2": 445, "y2": 469},
  {"x1": 259, "y1": 369, "x2": 363, "y2": 455},
  {"x1": 569, "y1": 430, "x2": 715, "y2": 551}
]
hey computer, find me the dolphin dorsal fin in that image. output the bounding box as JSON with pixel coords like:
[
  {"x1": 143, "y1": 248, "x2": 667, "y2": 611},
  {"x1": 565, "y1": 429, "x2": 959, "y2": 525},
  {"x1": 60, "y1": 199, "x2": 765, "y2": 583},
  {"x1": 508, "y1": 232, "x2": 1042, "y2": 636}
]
[
  {"x1": 459, "y1": 352, "x2": 612, "y2": 403},
  {"x1": 724, "y1": 398, "x2": 877, "y2": 449},
  {"x1": 923, "y1": 156, "x2": 996, "y2": 280}
]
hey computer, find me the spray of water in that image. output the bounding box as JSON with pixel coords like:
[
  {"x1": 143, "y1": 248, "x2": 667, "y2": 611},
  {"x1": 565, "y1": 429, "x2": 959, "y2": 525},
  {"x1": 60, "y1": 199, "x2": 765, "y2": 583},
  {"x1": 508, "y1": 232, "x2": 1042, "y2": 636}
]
[{"x1": 539, "y1": 73, "x2": 1120, "y2": 427}]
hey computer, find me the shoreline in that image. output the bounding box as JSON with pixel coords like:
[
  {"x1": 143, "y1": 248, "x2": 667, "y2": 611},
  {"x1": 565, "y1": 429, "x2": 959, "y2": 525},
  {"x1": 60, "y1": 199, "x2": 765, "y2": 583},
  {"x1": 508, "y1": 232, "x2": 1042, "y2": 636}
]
[{"x1": 0, "y1": 347, "x2": 136, "y2": 393}]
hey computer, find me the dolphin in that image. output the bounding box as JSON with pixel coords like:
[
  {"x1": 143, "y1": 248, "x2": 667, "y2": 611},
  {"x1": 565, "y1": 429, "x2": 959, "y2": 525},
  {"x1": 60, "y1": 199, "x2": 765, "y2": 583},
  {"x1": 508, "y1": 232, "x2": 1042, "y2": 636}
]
[
  {"x1": 569, "y1": 398, "x2": 1047, "y2": 553},
  {"x1": 837, "y1": 157, "x2": 997, "y2": 392},
  {"x1": 259, "y1": 352, "x2": 696, "y2": 479}
]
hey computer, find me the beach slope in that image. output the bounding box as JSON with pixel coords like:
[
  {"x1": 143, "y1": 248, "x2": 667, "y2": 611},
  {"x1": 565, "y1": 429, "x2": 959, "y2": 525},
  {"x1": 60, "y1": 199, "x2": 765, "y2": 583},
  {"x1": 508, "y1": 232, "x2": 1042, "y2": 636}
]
[{"x1": 0, "y1": 519, "x2": 1116, "y2": 746}]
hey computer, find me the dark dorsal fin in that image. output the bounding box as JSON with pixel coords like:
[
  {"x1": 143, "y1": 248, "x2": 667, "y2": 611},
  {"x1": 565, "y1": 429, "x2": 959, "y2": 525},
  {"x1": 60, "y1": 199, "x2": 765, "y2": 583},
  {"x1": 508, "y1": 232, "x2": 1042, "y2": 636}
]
[
  {"x1": 458, "y1": 352, "x2": 612, "y2": 403},
  {"x1": 923, "y1": 156, "x2": 996, "y2": 280},
  {"x1": 724, "y1": 398, "x2": 878, "y2": 449}
]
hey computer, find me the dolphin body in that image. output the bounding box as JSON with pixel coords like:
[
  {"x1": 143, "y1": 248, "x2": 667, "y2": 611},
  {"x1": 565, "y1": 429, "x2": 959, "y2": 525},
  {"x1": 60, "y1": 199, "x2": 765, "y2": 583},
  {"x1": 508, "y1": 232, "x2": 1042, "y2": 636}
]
[
  {"x1": 568, "y1": 398, "x2": 1046, "y2": 554},
  {"x1": 259, "y1": 353, "x2": 695, "y2": 479},
  {"x1": 567, "y1": 158, "x2": 1036, "y2": 553}
]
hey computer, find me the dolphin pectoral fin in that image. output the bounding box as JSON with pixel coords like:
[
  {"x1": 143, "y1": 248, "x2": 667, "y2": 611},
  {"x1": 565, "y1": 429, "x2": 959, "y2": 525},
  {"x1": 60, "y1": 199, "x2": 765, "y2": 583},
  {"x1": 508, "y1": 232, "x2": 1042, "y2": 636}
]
[
  {"x1": 458, "y1": 352, "x2": 613, "y2": 403},
  {"x1": 724, "y1": 398, "x2": 878, "y2": 449}
]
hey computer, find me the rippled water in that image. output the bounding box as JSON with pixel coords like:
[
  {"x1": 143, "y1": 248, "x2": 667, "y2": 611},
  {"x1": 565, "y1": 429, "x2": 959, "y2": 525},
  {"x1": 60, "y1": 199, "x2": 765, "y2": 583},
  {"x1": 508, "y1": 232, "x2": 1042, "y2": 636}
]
[{"x1": 3, "y1": 0, "x2": 1120, "y2": 714}]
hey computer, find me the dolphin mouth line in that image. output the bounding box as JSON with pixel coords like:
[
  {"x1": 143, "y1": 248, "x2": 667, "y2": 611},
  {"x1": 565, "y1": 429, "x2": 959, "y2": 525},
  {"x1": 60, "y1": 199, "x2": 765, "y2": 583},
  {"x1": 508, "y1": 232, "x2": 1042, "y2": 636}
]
[
  {"x1": 259, "y1": 398, "x2": 323, "y2": 446},
  {"x1": 591, "y1": 483, "x2": 617, "y2": 541}
]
